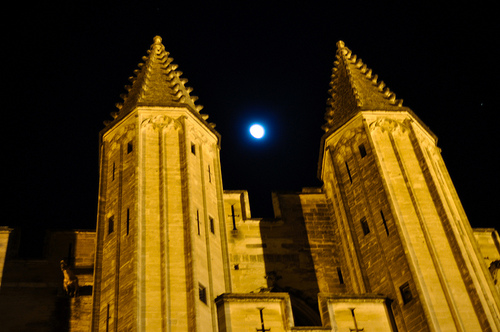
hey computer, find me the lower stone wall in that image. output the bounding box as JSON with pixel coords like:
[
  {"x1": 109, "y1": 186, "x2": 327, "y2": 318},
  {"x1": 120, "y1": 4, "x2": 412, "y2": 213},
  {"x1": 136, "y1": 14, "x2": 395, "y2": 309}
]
[
  {"x1": 319, "y1": 294, "x2": 397, "y2": 332},
  {"x1": 216, "y1": 293, "x2": 295, "y2": 332},
  {"x1": 0, "y1": 230, "x2": 95, "y2": 331},
  {"x1": 215, "y1": 292, "x2": 397, "y2": 332}
]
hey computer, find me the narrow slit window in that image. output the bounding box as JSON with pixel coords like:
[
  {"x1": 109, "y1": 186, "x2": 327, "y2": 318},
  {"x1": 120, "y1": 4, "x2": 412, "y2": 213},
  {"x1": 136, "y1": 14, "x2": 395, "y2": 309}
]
[
  {"x1": 345, "y1": 162, "x2": 353, "y2": 183},
  {"x1": 337, "y1": 267, "x2": 344, "y2": 284},
  {"x1": 112, "y1": 162, "x2": 116, "y2": 181},
  {"x1": 108, "y1": 216, "x2": 114, "y2": 234},
  {"x1": 198, "y1": 283, "x2": 207, "y2": 304},
  {"x1": 400, "y1": 282, "x2": 413, "y2": 304},
  {"x1": 127, "y1": 141, "x2": 133, "y2": 154},
  {"x1": 209, "y1": 217, "x2": 215, "y2": 234},
  {"x1": 106, "y1": 303, "x2": 110, "y2": 332},
  {"x1": 126, "y1": 209, "x2": 130, "y2": 235},
  {"x1": 381, "y1": 210, "x2": 389, "y2": 235},
  {"x1": 360, "y1": 217, "x2": 370, "y2": 236},
  {"x1": 230, "y1": 205, "x2": 238, "y2": 230},
  {"x1": 191, "y1": 143, "x2": 196, "y2": 155},
  {"x1": 208, "y1": 164, "x2": 212, "y2": 183},
  {"x1": 196, "y1": 210, "x2": 201, "y2": 235},
  {"x1": 358, "y1": 144, "x2": 367, "y2": 158}
]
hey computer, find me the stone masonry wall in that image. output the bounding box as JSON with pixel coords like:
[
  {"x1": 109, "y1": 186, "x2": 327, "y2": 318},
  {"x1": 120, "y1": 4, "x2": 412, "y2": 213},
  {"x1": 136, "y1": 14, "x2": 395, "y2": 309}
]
[
  {"x1": 321, "y1": 115, "x2": 429, "y2": 331},
  {"x1": 225, "y1": 189, "x2": 344, "y2": 327},
  {"x1": 0, "y1": 230, "x2": 95, "y2": 332}
]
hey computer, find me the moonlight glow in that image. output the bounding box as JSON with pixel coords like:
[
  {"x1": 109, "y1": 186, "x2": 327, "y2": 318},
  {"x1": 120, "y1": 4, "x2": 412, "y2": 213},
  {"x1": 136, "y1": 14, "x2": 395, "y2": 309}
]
[{"x1": 249, "y1": 124, "x2": 265, "y2": 139}]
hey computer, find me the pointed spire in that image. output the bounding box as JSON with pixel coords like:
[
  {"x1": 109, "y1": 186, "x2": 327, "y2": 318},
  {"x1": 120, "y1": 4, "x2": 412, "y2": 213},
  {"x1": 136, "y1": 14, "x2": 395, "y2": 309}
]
[
  {"x1": 110, "y1": 36, "x2": 206, "y2": 124},
  {"x1": 322, "y1": 41, "x2": 407, "y2": 132}
]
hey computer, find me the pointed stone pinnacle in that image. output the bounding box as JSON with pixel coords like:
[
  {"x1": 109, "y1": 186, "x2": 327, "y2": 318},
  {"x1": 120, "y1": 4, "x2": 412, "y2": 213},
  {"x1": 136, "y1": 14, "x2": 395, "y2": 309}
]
[
  {"x1": 323, "y1": 41, "x2": 407, "y2": 132},
  {"x1": 109, "y1": 36, "x2": 207, "y2": 124}
]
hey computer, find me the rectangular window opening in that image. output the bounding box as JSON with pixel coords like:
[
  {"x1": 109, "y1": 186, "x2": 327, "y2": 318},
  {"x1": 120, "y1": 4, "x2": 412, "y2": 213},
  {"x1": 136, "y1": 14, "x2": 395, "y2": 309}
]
[
  {"x1": 345, "y1": 161, "x2": 353, "y2": 184},
  {"x1": 360, "y1": 217, "x2": 370, "y2": 236},
  {"x1": 209, "y1": 216, "x2": 215, "y2": 234},
  {"x1": 191, "y1": 143, "x2": 196, "y2": 155},
  {"x1": 112, "y1": 162, "x2": 116, "y2": 181},
  {"x1": 108, "y1": 216, "x2": 114, "y2": 234},
  {"x1": 358, "y1": 144, "x2": 367, "y2": 158},
  {"x1": 208, "y1": 164, "x2": 212, "y2": 183},
  {"x1": 400, "y1": 282, "x2": 413, "y2": 304},
  {"x1": 127, "y1": 141, "x2": 133, "y2": 154},
  {"x1": 198, "y1": 283, "x2": 207, "y2": 304}
]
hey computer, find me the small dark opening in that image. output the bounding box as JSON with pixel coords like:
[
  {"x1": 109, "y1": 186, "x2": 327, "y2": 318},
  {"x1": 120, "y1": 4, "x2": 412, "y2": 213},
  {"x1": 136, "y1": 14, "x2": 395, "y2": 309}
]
[
  {"x1": 358, "y1": 144, "x2": 367, "y2": 158},
  {"x1": 381, "y1": 210, "x2": 389, "y2": 235},
  {"x1": 198, "y1": 283, "x2": 207, "y2": 304},
  {"x1": 345, "y1": 161, "x2": 353, "y2": 183},
  {"x1": 337, "y1": 267, "x2": 344, "y2": 284},
  {"x1": 209, "y1": 217, "x2": 215, "y2": 234},
  {"x1": 400, "y1": 282, "x2": 413, "y2": 304},
  {"x1": 106, "y1": 304, "x2": 110, "y2": 332},
  {"x1": 231, "y1": 205, "x2": 238, "y2": 230},
  {"x1": 196, "y1": 210, "x2": 200, "y2": 235},
  {"x1": 127, "y1": 141, "x2": 133, "y2": 153},
  {"x1": 108, "y1": 216, "x2": 114, "y2": 234},
  {"x1": 360, "y1": 217, "x2": 370, "y2": 236},
  {"x1": 126, "y1": 209, "x2": 130, "y2": 235}
]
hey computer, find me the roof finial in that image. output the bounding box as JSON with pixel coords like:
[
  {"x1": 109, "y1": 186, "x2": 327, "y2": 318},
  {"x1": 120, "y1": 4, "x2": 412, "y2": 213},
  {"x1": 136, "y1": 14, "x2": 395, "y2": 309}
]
[{"x1": 153, "y1": 35, "x2": 162, "y2": 44}]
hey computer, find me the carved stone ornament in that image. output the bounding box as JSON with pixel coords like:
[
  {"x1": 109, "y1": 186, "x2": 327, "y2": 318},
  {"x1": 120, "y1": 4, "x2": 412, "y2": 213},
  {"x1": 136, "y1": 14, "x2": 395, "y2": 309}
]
[
  {"x1": 141, "y1": 115, "x2": 184, "y2": 132},
  {"x1": 60, "y1": 260, "x2": 79, "y2": 297},
  {"x1": 107, "y1": 124, "x2": 136, "y2": 152},
  {"x1": 368, "y1": 118, "x2": 409, "y2": 135},
  {"x1": 330, "y1": 126, "x2": 366, "y2": 160},
  {"x1": 188, "y1": 124, "x2": 211, "y2": 146}
]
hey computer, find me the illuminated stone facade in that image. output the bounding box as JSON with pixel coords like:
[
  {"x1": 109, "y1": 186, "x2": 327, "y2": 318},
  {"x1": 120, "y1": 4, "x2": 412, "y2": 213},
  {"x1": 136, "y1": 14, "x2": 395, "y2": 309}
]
[{"x1": 0, "y1": 37, "x2": 499, "y2": 331}]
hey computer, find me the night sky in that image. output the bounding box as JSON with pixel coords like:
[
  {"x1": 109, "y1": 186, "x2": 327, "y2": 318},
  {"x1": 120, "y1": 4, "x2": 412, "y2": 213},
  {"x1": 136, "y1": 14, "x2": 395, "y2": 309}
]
[{"x1": 5, "y1": 2, "x2": 498, "y2": 255}]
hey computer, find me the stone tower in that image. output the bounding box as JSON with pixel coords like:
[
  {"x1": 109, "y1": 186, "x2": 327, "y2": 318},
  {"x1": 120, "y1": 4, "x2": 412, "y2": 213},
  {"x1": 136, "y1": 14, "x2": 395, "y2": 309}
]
[
  {"x1": 91, "y1": 36, "x2": 230, "y2": 331},
  {"x1": 319, "y1": 41, "x2": 500, "y2": 331}
]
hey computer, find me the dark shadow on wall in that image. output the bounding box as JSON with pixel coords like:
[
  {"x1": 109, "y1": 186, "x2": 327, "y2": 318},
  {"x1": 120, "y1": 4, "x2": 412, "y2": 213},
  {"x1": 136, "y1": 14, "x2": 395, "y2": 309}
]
[
  {"x1": 259, "y1": 193, "x2": 322, "y2": 326},
  {"x1": 0, "y1": 229, "x2": 75, "y2": 331}
]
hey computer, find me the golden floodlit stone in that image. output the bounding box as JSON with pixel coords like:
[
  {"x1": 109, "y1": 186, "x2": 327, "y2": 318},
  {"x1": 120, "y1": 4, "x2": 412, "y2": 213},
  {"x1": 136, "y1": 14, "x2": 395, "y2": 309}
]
[{"x1": 0, "y1": 36, "x2": 498, "y2": 332}]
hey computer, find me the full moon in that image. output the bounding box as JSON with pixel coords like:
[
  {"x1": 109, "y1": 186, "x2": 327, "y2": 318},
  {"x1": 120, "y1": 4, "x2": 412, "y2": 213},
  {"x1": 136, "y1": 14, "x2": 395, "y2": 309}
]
[{"x1": 249, "y1": 124, "x2": 265, "y2": 139}]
